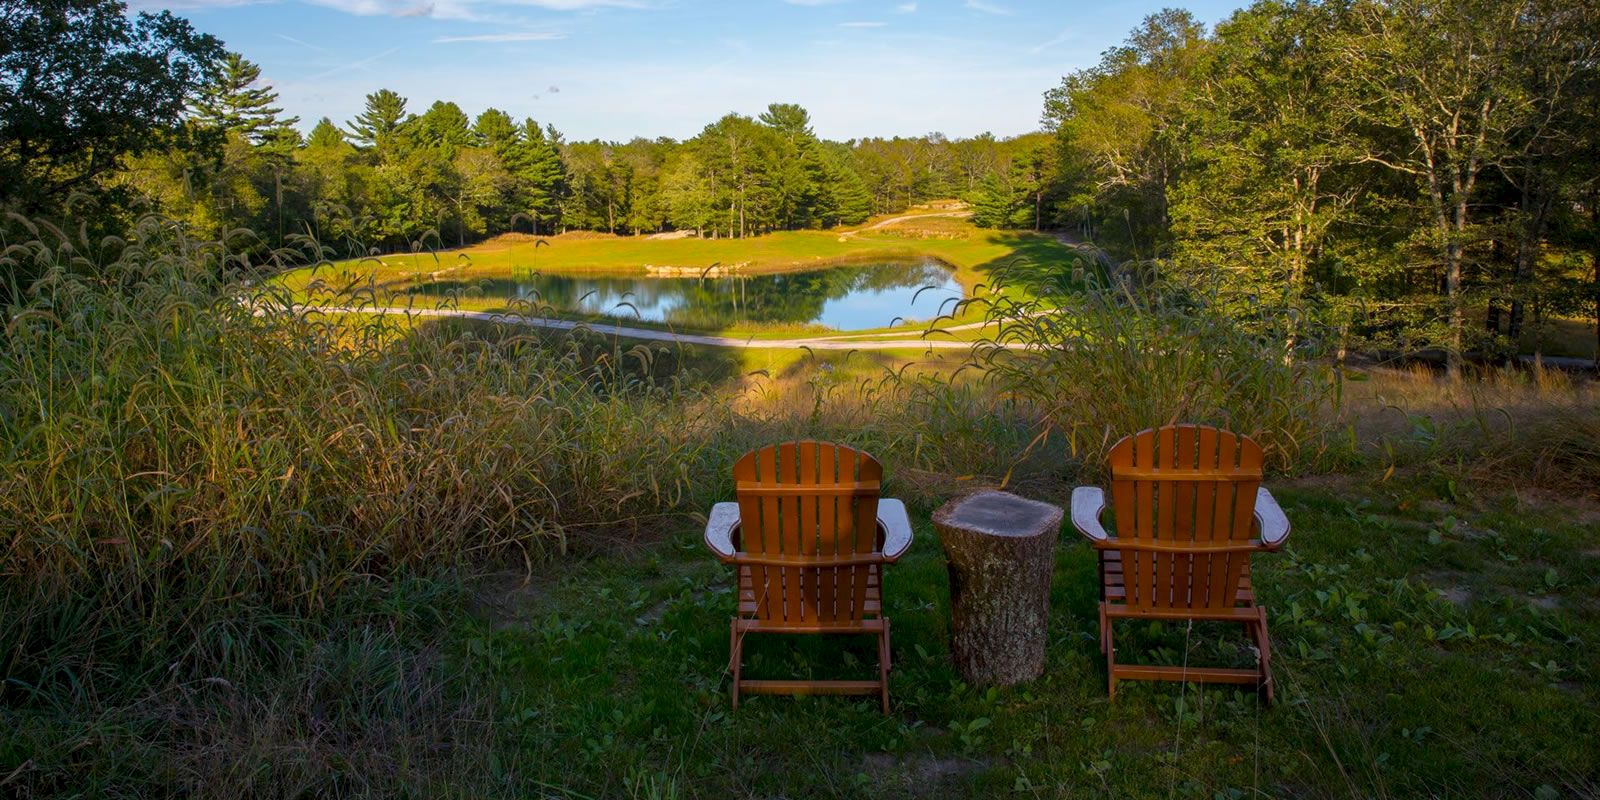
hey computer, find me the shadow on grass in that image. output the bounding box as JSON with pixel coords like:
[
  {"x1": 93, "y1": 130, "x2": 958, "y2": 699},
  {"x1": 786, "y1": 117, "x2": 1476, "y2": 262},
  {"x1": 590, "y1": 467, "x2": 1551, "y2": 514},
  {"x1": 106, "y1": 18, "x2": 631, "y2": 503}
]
[
  {"x1": 968, "y1": 232, "x2": 1102, "y2": 300},
  {"x1": 402, "y1": 314, "x2": 746, "y2": 388}
]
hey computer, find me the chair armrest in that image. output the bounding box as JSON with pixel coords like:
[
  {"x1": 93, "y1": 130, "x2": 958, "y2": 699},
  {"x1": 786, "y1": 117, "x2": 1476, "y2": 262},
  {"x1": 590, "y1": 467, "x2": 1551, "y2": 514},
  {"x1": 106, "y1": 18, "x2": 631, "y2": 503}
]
[
  {"x1": 878, "y1": 498, "x2": 914, "y2": 562},
  {"x1": 706, "y1": 498, "x2": 916, "y2": 563},
  {"x1": 703, "y1": 502, "x2": 740, "y2": 563},
  {"x1": 1071, "y1": 486, "x2": 1109, "y2": 542},
  {"x1": 1254, "y1": 487, "x2": 1291, "y2": 550}
]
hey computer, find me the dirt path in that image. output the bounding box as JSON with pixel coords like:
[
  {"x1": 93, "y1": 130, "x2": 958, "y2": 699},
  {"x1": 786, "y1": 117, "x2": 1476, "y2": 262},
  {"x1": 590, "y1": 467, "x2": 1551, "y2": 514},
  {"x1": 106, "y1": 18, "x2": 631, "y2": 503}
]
[
  {"x1": 300, "y1": 305, "x2": 1026, "y2": 350},
  {"x1": 838, "y1": 210, "x2": 972, "y2": 239}
]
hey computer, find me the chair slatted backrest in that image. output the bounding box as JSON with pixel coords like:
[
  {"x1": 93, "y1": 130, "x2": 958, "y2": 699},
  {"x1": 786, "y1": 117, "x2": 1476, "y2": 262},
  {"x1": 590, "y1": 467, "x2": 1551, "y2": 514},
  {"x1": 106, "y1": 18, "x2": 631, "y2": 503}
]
[
  {"x1": 733, "y1": 442, "x2": 883, "y2": 628},
  {"x1": 1107, "y1": 425, "x2": 1264, "y2": 612}
]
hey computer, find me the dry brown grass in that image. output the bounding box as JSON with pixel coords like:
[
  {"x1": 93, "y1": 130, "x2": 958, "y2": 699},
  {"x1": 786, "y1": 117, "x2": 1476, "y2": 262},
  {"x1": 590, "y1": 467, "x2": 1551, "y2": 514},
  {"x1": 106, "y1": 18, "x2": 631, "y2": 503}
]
[{"x1": 1339, "y1": 362, "x2": 1600, "y2": 497}]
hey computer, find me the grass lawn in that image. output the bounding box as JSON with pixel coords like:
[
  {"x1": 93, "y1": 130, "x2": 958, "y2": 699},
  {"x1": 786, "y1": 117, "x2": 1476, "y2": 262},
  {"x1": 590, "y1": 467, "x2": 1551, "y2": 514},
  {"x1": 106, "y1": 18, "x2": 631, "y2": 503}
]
[
  {"x1": 455, "y1": 472, "x2": 1598, "y2": 798},
  {"x1": 12, "y1": 219, "x2": 1597, "y2": 798}
]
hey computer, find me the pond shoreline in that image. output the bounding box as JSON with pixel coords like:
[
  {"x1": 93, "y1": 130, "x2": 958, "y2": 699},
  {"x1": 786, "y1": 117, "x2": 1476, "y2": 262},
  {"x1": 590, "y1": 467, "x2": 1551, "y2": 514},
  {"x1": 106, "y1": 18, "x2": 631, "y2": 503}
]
[{"x1": 287, "y1": 304, "x2": 1026, "y2": 350}]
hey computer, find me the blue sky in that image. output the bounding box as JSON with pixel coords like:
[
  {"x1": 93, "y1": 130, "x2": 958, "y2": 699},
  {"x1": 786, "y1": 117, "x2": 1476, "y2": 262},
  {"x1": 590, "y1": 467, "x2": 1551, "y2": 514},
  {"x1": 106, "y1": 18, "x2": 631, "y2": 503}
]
[{"x1": 141, "y1": 0, "x2": 1246, "y2": 142}]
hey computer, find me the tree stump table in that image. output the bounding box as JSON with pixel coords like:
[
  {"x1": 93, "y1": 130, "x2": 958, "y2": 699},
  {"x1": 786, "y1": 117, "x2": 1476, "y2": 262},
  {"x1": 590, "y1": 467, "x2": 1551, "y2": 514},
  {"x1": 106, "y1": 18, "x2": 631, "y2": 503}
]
[{"x1": 934, "y1": 490, "x2": 1063, "y2": 686}]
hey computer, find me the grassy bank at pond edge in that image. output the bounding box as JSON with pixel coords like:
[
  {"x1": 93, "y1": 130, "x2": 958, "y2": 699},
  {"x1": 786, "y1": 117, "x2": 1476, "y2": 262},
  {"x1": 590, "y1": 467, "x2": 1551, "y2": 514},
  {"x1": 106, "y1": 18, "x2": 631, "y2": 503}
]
[{"x1": 272, "y1": 218, "x2": 1083, "y2": 339}]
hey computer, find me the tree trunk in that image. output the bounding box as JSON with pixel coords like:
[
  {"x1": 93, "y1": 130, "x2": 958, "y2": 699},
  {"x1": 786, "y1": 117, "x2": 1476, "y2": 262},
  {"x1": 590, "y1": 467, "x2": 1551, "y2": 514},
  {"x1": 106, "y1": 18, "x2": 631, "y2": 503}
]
[
  {"x1": 1510, "y1": 179, "x2": 1552, "y2": 340},
  {"x1": 1442, "y1": 190, "x2": 1468, "y2": 381},
  {"x1": 935, "y1": 490, "x2": 1062, "y2": 687}
]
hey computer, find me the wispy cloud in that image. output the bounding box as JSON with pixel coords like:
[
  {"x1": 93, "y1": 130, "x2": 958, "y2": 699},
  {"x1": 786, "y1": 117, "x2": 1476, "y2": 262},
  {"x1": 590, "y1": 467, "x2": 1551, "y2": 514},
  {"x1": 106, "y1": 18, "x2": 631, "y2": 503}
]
[
  {"x1": 305, "y1": 0, "x2": 644, "y2": 18},
  {"x1": 895, "y1": 2, "x2": 917, "y2": 12},
  {"x1": 275, "y1": 33, "x2": 329, "y2": 53},
  {"x1": 1029, "y1": 28, "x2": 1075, "y2": 53},
  {"x1": 497, "y1": 0, "x2": 647, "y2": 7},
  {"x1": 838, "y1": 21, "x2": 886, "y2": 28},
  {"x1": 434, "y1": 31, "x2": 567, "y2": 42},
  {"x1": 129, "y1": 0, "x2": 263, "y2": 8},
  {"x1": 300, "y1": 45, "x2": 403, "y2": 81},
  {"x1": 782, "y1": 0, "x2": 849, "y2": 5},
  {"x1": 305, "y1": 0, "x2": 429, "y2": 16},
  {"x1": 963, "y1": 0, "x2": 1010, "y2": 15}
]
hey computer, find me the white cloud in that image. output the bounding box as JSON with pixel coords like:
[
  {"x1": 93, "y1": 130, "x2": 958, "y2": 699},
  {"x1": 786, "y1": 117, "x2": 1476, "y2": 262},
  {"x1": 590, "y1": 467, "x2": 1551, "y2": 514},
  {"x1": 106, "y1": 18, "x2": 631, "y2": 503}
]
[
  {"x1": 129, "y1": 0, "x2": 265, "y2": 8},
  {"x1": 963, "y1": 0, "x2": 1010, "y2": 15},
  {"x1": 782, "y1": 0, "x2": 849, "y2": 5},
  {"x1": 895, "y1": 2, "x2": 917, "y2": 12},
  {"x1": 838, "y1": 21, "x2": 886, "y2": 28},
  {"x1": 434, "y1": 31, "x2": 567, "y2": 42},
  {"x1": 304, "y1": 0, "x2": 644, "y2": 18}
]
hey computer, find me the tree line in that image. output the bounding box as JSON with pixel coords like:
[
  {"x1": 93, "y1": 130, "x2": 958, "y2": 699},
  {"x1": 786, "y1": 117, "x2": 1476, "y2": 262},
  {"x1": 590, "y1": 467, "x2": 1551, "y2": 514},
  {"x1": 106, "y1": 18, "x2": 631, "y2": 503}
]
[
  {"x1": 1016, "y1": 0, "x2": 1600, "y2": 369},
  {"x1": 4, "y1": 0, "x2": 1595, "y2": 363},
  {"x1": 2, "y1": 1, "x2": 1047, "y2": 262}
]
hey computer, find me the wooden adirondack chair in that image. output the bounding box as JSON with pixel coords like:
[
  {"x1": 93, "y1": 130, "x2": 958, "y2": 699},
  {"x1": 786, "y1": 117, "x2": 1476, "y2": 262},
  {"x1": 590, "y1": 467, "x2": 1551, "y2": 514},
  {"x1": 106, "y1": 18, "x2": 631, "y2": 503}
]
[
  {"x1": 702, "y1": 441, "x2": 913, "y2": 713},
  {"x1": 1070, "y1": 425, "x2": 1292, "y2": 702}
]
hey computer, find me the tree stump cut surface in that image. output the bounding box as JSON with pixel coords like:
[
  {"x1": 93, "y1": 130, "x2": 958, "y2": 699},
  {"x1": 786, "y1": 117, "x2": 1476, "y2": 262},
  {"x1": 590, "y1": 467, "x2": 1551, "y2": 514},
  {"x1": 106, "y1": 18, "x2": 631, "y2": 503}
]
[{"x1": 935, "y1": 490, "x2": 1063, "y2": 686}]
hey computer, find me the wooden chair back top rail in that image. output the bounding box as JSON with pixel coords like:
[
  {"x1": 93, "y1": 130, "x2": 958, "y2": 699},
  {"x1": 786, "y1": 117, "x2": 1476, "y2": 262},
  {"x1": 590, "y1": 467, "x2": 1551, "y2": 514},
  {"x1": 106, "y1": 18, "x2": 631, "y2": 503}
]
[
  {"x1": 1111, "y1": 468, "x2": 1261, "y2": 482},
  {"x1": 735, "y1": 481, "x2": 881, "y2": 497}
]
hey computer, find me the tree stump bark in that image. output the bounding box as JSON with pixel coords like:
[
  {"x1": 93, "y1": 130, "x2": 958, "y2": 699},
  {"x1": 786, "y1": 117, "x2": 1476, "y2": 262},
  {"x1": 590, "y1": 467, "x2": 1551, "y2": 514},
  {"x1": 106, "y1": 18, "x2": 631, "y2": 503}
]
[{"x1": 935, "y1": 490, "x2": 1063, "y2": 686}]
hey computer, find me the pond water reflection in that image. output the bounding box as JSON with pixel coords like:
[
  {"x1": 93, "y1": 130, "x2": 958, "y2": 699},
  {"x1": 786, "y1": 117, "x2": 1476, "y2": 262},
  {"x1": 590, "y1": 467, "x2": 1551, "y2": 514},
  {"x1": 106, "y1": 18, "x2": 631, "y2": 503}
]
[{"x1": 402, "y1": 259, "x2": 962, "y2": 331}]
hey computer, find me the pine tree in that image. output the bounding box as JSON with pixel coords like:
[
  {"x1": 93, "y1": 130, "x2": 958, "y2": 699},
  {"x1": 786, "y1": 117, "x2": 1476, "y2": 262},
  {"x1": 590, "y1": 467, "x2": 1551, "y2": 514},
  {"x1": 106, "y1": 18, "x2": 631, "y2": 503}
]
[
  {"x1": 473, "y1": 109, "x2": 520, "y2": 151},
  {"x1": 970, "y1": 171, "x2": 1020, "y2": 229},
  {"x1": 306, "y1": 117, "x2": 347, "y2": 149},
  {"x1": 759, "y1": 103, "x2": 823, "y2": 228},
  {"x1": 415, "y1": 101, "x2": 472, "y2": 154},
  {"x1": 816, "y1": 146, "x2": 871, "y2": 227},
  {"x1": 500, "y1": 119, "x2": 565, "y2": 232},
  {"x1": 191, "y1": 53, "x2": 297, "y2": 145},
  {"x1": 346, "y1": 89, "x2": 409, "y2": 148}
]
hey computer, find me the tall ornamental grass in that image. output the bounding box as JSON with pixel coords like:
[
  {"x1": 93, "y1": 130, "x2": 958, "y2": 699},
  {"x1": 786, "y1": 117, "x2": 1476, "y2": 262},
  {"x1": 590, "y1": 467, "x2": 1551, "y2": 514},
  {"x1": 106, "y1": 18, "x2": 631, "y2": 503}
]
[
  {"x1": 0, "y1": 219, "x2": 725, "y2": 698},
  {"x1": 968, "y1": 263, "x2": 1341, "y2": 473}
]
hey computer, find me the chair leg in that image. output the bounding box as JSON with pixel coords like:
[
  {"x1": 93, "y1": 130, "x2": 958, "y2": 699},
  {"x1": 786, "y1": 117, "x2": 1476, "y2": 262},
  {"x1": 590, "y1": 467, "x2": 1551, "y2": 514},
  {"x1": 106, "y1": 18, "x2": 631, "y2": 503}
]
[
  {"x1": 729, "y1": 619, "x2": 742, "y2": 710},
  {"x1": 1098, "y1": 602, "x2": 1109, "y2": 655},
  {"x1": 877, "y1": 621, "x2": 892, "y2": 714},
  {"x1": 1102, "y1": 602, "x2": 1117, "y2": 702},
  {"x1": 1253, "y1": 608, "x2": 1275, "y2": 705}
]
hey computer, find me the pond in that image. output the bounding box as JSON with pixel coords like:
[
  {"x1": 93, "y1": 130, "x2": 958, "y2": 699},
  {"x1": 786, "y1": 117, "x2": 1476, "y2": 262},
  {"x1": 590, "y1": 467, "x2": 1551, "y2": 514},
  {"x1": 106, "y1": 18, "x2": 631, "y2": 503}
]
[{"x1": 401, "y1": 259, "x2": 963, "y2": 331}]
